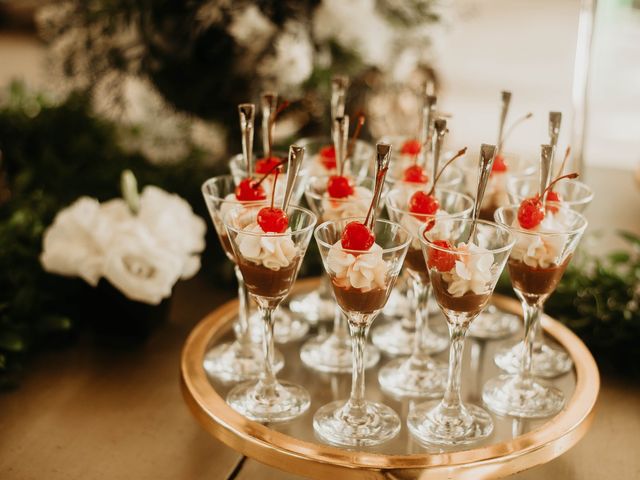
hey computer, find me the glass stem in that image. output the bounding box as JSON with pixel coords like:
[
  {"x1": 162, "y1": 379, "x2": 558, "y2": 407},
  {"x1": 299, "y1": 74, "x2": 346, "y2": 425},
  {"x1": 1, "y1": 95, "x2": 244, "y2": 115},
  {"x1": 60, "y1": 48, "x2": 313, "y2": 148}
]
[
  {"x1": 440, "y1": 323, "x2": 468, "y2": 414},
  {"x1": 234, "y1": 265, "x2": 251, "y2": 348},
  {"x1": 520, "y1": 301, "x2": 541, "y2": 380},
  {"x1": 344, "y1": 320, "x2": 370, "y2": 417},
  {"x1": 410, "y1": 280, "x2": 434, "y2": 365},
  {"x1": 257, "y1": 306, "x2": 277, "y2": 394}
]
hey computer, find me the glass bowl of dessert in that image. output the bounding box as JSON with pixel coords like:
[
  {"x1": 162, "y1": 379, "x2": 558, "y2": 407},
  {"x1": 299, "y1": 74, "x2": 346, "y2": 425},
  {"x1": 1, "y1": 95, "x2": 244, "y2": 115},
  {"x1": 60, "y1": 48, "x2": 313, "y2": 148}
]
[
  {"x1": 507, "y1": 175, "x2": 593, "y2": 213},
  {"x1": 296, "y1": 136, "x2": 374, "y2": 181}
]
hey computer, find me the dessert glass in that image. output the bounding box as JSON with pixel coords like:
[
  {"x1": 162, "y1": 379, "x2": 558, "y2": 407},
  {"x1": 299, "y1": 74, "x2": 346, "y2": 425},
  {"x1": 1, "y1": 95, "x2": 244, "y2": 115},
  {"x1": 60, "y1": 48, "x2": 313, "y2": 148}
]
[
  {"x1": 201, "y1": 176, "x2": 284, "y2": 382},
  {"x1": 300, "y1": 176, "x2": 381, "y2": 373},
  {"x1": 378, "y1": 188, "x2": 474, "y2": 398},
  {"x1": 223, "y1": 204, "x2": 317, "y2": 422},
  {"x1": 288, "y1": 137, "x2": 374, "y2": 322},
  {"x1": 229, "y1": 152, "x2": 309, "y2": 343},
  {"x1": 482, "y1": 206, "x2": 587, "y2": 418},
  {"x1": 494, "y1": 176, "x2": 593, "y2": 377},
  {"x1": 408, "y1": 218, "x2": 514, "y2": 446},
  {"x1": 313, "y1": 218, "x2": 410, "y2": 446},
  {"x1": 460, "y1": 153, "x2": 536, "y2": 340}
]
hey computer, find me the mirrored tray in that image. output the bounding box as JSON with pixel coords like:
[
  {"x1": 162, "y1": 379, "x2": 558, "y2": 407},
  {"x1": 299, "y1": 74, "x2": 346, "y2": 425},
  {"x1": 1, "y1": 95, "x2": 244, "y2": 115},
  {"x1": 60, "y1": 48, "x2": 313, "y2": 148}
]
[{"x1": 181, "y1": 278, "x2": 599, "y2": 479}]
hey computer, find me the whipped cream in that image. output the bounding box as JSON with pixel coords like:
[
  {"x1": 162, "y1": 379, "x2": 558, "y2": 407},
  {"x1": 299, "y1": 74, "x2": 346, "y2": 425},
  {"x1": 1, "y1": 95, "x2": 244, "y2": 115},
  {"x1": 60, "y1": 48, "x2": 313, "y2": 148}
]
[
  {"x1": 321, "y1": 186, "x2": 372, "y2": 221},
  {"x1": 511, "y1": 210, "x2": 570, "y2": 268},
  {"x1": 237, "y1": 223, "x2": 298, "y2": 270},
  {"x1": 400, "y1": 210, "x2": 449, "y2": 249},
  {"x1": 309, "y1": 154, "x2": 333, "y2": 176},
  {"x1": 442, "y1": 243, "x2": 494, "y2": 297},
  {"x1": 327, "y1": 241, "x2": 388, "y2": 291}
]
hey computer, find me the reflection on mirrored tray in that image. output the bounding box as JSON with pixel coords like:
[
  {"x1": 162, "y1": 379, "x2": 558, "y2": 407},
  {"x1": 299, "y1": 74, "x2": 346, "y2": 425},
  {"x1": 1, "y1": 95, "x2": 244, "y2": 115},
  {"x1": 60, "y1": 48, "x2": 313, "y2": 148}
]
[{"x1": 204, "y1": 305, "x2": 577, "y2": 455}]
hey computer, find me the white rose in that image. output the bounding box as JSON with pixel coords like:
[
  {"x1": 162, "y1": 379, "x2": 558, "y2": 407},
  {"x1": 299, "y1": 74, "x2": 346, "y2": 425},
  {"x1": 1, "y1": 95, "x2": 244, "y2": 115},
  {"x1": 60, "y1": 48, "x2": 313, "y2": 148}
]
[
  {"x1": 40, "y1": 197, "x2": 106, "y2": 286},
  {"x1": 138, "y1": 186, "x2": 207, "y2": 279},
  {"x1": 102, "y1": 223, "x2": 183, "y2": 305},
  {"x1": 228, "y1": 5, "x2": 276, "y2": 52}
]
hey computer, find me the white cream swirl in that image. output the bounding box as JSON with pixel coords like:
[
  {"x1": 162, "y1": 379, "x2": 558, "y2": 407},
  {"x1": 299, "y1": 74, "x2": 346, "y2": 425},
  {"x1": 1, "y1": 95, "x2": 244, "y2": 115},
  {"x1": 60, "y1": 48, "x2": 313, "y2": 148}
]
[
  {"x1": 442, "y1": 243, "x2": 494, "y2": 297},
  {"x1": 511, "y1": 211, "x2": 570, "y2": 268},
  {"x1": 327, "y1": 241, "x2": 387, "y2": 291},
  {"x1": 400, "y1": 210, "x2": 450, "y2": 249},
  {"x1": 321, "y1": 186, "x2": 372, "y2": 221},
  {"x1": 237, "y1": 223, "x2": 298, "y2": 270}
]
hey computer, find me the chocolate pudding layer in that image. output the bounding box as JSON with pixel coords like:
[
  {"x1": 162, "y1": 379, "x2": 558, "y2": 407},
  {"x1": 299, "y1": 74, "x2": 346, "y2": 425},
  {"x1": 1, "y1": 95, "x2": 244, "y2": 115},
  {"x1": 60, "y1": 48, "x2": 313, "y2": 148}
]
[
  {"x1": 238, "y1": 257, "x2": 300, "y2": 299},
  {"x1": 405, "y1": 247, "x2": 429, "y2": 283},
  {"x1": 508, "y1": 257, "x2": 570, "y2": 297},
  {"x1": 332, "y1": 281, "x2": 387, "y2": 314},
  {"x1": 479, "y1": 204, "x2": 498, "y2": 222},
  {"x1": 431, "y1": 272, "x2": 490, "y2": 316}
]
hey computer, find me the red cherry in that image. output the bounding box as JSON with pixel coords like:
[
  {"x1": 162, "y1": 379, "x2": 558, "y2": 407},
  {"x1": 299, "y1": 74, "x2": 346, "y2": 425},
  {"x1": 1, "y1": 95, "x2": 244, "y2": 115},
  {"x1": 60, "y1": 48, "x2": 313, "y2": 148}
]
[
  {"x1": 255, "y1": 156, "x2": 282, "y2": 174},
  {"x1": 319, "y1": 146, "x2": 337, "y2": 170},
  {"x1": 545, "y1": 190, "x2": 562, "y2": 213},
  {"x1": 427, "y1": 240, "x2": 457, "y2": 272},
  {"x1": 490, "y1": 154, "x2": 508, "y2": 176},
  {"x1": 235, "y1": 178, "x2": 267, "y2": 201},
  {"x1": 401, "y1": 139, "x2": 421, "y2": 156},
  {"x1": 517, "y1": 196, "x2": 545, "y2": 229},
  {"x1": 341, "y1": 221, "x2": 375, "y2": 251},
  {"x1": 327, "y1": 175, "x2": 355, "y2": 199},
  {"x1": 403, "y1": 164, "x2": 429, "y2": 183},
  {"x1": 409, "y1": 191, "x2": 440, "y2": 215},
  {"x1": 257, "y1": 207, "x2": 289, "y2": 233}
]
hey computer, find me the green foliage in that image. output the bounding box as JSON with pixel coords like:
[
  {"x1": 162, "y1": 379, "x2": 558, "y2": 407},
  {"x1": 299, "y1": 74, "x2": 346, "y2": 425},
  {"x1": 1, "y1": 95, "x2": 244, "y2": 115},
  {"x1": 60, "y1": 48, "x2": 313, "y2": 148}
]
[
  {"x1": 0, "y1": 82, "x2": 223, "y2": 388},
  {"x1": 498, "y1": 230, "x2": 640, "y2": 378}
]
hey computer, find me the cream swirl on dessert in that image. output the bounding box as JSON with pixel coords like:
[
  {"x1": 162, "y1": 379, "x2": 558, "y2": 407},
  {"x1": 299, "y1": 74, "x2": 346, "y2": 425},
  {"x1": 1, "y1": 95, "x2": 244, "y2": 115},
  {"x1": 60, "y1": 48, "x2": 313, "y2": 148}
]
[
  {"x1": 219, "y1": 194, "x2": 262, "y2": 231},
  {"x1": 511, "y1": 211, "x2": 569, "y2": 268},
  {"x1": 237, "y1": 223, "x2": 297, "y2": 270},
  {"x1": 321, "y1": 186, "x2": 372, "y2": 222},
  {"x1": 327, "y1": 241, "x2": 387, "y2": 291},
  {"x1": 400, "y1": 210, "x2": 448, "y2": 249},
  {"x1": 442, "y1": 243, "x2": 493, "y2": 297}
]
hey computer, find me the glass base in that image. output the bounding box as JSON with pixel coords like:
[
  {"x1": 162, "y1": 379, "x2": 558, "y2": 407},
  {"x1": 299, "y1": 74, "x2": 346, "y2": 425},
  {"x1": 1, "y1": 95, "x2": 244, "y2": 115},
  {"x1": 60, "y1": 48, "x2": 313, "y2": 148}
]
[
  {"x1": 250, "y1": 308, "x2": 309, "y2": 344},
  {"x1": 300, "y1": 333, "x2": 380, "y2": 373},
  {"x1": 288, "y1": 290, "x2": 335, "y2": 325},
  {"x1": 468, "y1": 309, "x2": 520, "y2": 340},
  {"x1": 226, "y1": 380, "x2": 310, "y2": 423},
  {"x1": 408, "y1": 400, "x2": 494, "y2": 446},
  {"x1": 494, "y1": 340, "x2": 573, "y2": 378},
  {"x1": 482, "y1": 374, "x2": 565, "y2": 418},
  {"x1": 203, "y1": 340, "x2": 284, "y2": 384},
  {"x1": 371, "y1": 322, "x2": 415, "y2": 356},
  {"x1": 378, "y1": 356, "x2": 447, "y2": 399},
  {"x1": 313, "y1": 399, "x2": 401, "y2": 447}
]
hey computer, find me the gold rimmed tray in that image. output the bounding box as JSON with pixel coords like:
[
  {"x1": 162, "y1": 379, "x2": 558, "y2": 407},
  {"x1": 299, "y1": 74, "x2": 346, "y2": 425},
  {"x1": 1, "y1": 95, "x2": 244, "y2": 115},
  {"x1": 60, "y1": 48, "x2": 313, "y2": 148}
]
[{"x1": 181, "y1": 278, "x2": 599, "y2": 479}]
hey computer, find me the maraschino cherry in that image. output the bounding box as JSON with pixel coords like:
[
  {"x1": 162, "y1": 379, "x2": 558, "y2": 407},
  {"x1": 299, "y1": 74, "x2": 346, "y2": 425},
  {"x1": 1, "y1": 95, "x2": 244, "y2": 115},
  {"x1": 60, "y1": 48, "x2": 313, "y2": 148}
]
[
  {"x1": 326, "y1": 113, "x2": 365, "y2": 199},
  {"x1": 235, "y1": 178, "x2": 266, "y2": 201},
  {"x1": 407, "y1": 147, "x2": 467, "y2": 227},
  {"x1": 319, "y1": 146, "x2": 336, "y2": 170},
  {"x1": 490, "y1": 154, "x2": 508, "y2": 175},
  {"x1": 257, "y1": 167, "x2": 288, "y2": 233},
  {"x1": 403, "y1": 164, "x2": 429, "y2": 183},
  {"x1": 545, "y1": 146, "x2": 571, "y2": 213},
  {"x1": 401, "y1": 139, "x2": 421, "y2": 156},
  {"x1": 255, "y1": 156, "x2": 282, "y2": 174},
  {"x1": 427, "y1": 240, "x2": 457, "y2": 272},
  {"x1": 517, "y1": 172, "x2": 578, "y2": 229}
]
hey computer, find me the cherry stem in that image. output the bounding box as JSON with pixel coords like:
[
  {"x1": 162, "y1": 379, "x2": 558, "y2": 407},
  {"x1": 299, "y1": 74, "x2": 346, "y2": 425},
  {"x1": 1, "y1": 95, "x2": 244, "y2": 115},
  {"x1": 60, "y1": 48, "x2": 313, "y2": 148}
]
[
  {"x1": 498, "y1": 112, "x2": 533, "y2": 155},
  {"x1": 253, "y1": 159, "x2": 284, "y2": 189},
  {"x1": 363, "y1": 166, "x2": 388, "y2": 228},
  {"x1": 344, "y1": 113, "x2": 365, "y2": 175},
  {"x1": 427, "y1": 147, "x2": 467, "y2": 196},
  {"x1": 541, "y1": 172, "x2": 579, "y2": 199},
  {"x1": 267, "y1": 100, "x2": 290, "y2": 160}
]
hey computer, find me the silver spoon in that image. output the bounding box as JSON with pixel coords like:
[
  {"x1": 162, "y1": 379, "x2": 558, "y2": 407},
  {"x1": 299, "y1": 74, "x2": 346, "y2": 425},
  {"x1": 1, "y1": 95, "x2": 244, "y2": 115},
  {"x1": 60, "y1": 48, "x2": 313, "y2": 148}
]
[
  {"x1": 365, "y1": 142, "x2": 392, "y2": 230},
  {"x1": 469, "y1": 144, "x2": 497, "y2": 242},
  {"x1": 281, "y1": 145, "x2": 305, "y2": 212},
  {"x1": 419, "y1": 95, "x2": 437, "y2": 166},
  {"x1": 539, "y1": 144, "x2": 554, "y2": 203},
  {"x1": 332, "y1": 115, "x2": 349, "y2": 176},
  {"x1": 548, "y1": 111, "x2": 562, "y2": 172},
  {"x1": 238, "y1": 103, "x2": 255, "y2": 177},
  {"x1": 431, "y1": 118, "x2": 447, "y2": 184},
  {"x1": 497, "y1": 91, "x2": 512, "y2": 148},
  {"x1": 331, "y1": 75, "x2": 349, "y2": 122}
]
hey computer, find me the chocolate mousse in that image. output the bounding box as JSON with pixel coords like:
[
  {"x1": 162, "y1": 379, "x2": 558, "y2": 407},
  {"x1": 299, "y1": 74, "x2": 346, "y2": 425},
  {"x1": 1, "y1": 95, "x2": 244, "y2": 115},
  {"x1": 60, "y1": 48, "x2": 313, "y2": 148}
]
[
  {"x1": 332, "y1": 281, "x2": 388, "y2": 314},
  {"x1": 405, "y1": 247, "x2": 429, "y2": 283},
  {"x1": 508, "y1": 257, "x2": 570, "y2": 298},
  {"x1": 479, "y1": 204, "x2": 498, "y2": 222},
  {"x1": 238, "y1": 256, "x2": 301, "y2": 299},
  {"x1": 430, "y1": 273, "x2": 490, "y2": 316}
]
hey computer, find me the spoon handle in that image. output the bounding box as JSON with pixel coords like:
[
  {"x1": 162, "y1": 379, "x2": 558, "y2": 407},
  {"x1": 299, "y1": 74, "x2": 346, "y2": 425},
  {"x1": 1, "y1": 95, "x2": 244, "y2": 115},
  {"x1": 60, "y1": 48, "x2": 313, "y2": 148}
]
[
  {"x1": 238, "y1": 103, "x2": 255, "y2": 177},
  {"x1": 261, "y1": 92, "x2": 278, "y2": 155},
  {"x1": 469, "y1": 144, "x2": 497, "y2": 241},
  {"x1": 539, "y1": 144, "x2": 554, "y2": 199},
  {"x1": 365, "y1": 142, "x2": 392, "y2": 231},
  {"x1": 548, "y1": 111, "x2": 562, "y2": 171},
  {"x1": 281, "y1": 145, "x2": 305, "y2": 212},
  {"x1": 332, "y1": 115, "x2": 349, "y2": 176},
  {"x1": 331, "y1": 75, "x2": 349, "y2": 122},
  {"x1": 419, "y1": 95, "x2": 437, "y2": 166},
  {"x1": 497, "y1": 91, "x2": 512, "y2": 147},
  {"x1": 431, "y1": 118, "x2": 447, "y2": 183}
]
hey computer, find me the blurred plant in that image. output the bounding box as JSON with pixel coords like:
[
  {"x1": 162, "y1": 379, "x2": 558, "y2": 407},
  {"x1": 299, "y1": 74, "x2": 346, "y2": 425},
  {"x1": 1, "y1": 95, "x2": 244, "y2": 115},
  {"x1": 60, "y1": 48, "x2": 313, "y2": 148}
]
[{"x1": 497, "y1": 230, "x2": 640, "y2": 378}]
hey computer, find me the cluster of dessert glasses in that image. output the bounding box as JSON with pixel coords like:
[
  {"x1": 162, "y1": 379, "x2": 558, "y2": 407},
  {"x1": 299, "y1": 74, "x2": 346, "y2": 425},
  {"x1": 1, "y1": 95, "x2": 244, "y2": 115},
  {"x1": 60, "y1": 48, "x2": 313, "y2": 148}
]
[{"x1": 199, "y1": 86, "x2": 593, "y2": 447}]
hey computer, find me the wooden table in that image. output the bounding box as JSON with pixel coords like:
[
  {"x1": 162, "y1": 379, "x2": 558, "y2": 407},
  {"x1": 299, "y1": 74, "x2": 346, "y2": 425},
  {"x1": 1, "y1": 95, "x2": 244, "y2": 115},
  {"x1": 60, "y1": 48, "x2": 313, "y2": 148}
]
[{"x1": 0, "y1": 166, "x2": 639, "y2": 479}]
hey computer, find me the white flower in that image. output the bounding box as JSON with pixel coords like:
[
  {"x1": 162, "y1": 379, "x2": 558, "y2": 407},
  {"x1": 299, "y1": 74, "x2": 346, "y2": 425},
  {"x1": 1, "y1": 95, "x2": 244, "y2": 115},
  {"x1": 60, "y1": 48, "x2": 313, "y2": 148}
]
[
  {"x1": 259, "y1": 21, "x2": 314, "y2": 89},
  {"x1": 228, "y1": 4, "x2": 276, "y2": 52},
  {"x1": 138, "y1": 186, "x2": 207, "y2": 279},
  {"x1": 102, "y1": 223, "x2": 183, "y2": 305},
  {"x1": 40, "y1": 197, "x2": 106, "y2": 286}
]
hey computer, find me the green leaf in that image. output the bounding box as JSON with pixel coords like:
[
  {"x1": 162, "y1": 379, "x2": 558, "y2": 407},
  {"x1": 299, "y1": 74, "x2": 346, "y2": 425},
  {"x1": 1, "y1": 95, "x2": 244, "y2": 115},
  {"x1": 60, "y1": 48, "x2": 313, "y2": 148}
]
[
  {"x1": 619, "y1": 230, "x2": 640, "y2": 248},
  {"x1": 608, "y1": 251, "x2": 630, "y2": 264}
]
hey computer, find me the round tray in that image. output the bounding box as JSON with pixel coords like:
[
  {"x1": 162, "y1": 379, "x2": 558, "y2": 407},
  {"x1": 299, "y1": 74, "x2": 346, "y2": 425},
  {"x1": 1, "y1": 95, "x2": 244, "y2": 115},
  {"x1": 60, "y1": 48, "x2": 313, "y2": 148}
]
[{"x1": 181, "y1": 278, "x2": 599, "y2": 479}]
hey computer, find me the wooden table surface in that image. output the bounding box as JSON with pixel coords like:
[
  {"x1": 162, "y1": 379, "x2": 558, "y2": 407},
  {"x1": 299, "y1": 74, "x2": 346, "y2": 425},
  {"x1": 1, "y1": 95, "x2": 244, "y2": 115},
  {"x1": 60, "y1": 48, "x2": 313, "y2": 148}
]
[{"x1": 1, "y1": 166, "x2": 639, "y2": 480}]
